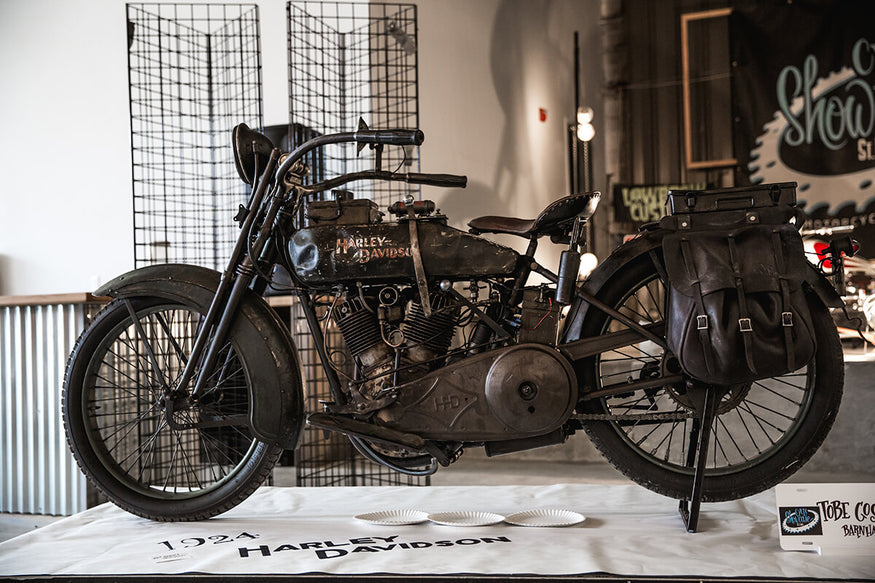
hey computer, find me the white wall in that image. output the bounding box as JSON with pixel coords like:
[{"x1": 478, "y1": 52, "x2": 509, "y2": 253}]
[
  {"x1": 0, "y1": 0, "x2": 603, "y2": 295},
  {"x1": 0, "y1": 0, "x2": 132, "y2": 295},
  {"x1": 416, "y1": 0, "x2": 603, "y2": 272}
]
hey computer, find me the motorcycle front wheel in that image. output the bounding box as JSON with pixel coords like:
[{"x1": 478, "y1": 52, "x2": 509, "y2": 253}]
[
  {"x1": 63, "y1": 296, "x2": 282, "y2": 521},
  {"x1": 574, "y1": 251, "x2": 844, "y2": 502}
]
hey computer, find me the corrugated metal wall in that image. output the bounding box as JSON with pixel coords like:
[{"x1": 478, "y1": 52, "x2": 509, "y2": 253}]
[{"x1": 0, "y1": 300, "x2": 102, "y2": 515}]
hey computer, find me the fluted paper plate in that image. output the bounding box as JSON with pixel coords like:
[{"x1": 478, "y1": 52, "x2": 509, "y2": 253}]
[
  {"x1": 354, "y1": 509, "x2": 430, "y2": 525},
  {"x1": 427, "y1": 511, "x2": 506, "y2": 527},
  {"x1": 504, "y1": 509, "x2": 585, "y2": 527}
]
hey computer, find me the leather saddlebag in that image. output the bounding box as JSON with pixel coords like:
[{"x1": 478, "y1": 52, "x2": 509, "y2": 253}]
[{"x1": 660, "y1": 186, "x2": 816, "y2": 386}]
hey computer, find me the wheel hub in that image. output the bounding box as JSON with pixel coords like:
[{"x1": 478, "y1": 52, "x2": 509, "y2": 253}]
[{"x1": 656, "y1": 355, "x2": 751, "y2": 414}]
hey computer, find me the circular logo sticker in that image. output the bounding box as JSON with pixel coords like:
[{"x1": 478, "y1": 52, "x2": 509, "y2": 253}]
[{"x1": 780, "y1": 507, "x2": 822, "y2": 535}]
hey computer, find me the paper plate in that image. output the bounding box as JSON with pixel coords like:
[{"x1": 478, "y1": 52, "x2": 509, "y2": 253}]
[
  {"x1": 504, "y1": 509, "x2": 585, "y2": 527},
  {"x1": 427, "y1": 511, "x2": 506, "y2": 527},
  {"x1": 354, "y1": 509, "x2": 430, "y2": 525}
]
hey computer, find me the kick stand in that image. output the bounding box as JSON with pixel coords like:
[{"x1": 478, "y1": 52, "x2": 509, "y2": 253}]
[{"x1": 678, "y1": 383, "x2": 719, "y2": 533}]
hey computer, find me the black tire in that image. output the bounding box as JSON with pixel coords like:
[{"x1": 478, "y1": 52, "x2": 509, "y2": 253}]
[
  {"x1": 575, "y1": 252, "x2": 843, "y2": 502},
  {"x1": 63, "y1": 297, "x2": 283, "y2": 521}
]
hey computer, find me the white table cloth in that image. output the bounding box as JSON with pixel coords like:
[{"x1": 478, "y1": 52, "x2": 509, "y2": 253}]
[{"x1": 1, "y1": 483, "x2": 872, "y2": 578}]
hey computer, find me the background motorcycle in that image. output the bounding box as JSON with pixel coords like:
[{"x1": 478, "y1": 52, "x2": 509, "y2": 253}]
[
  {"x1": 63, "y1": 124, "x2": 845, "y2": 522},
  {"x1": 803, "y1": 226, "x2": 875, "y2": 342}
]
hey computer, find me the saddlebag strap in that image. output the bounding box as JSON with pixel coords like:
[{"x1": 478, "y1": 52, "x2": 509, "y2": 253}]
[
  {"x1": 771, "y1": 228, "x2": 796, "y2": 372},
  {"x1": 679, "y1": 238, "x2": 716, "y2": 377},
  {"x1": 407, "y1": 209, "x2": 432, "y2": 316},
  {"x1": 727, "y1": 235, "x2": 758, "y2": 376}
]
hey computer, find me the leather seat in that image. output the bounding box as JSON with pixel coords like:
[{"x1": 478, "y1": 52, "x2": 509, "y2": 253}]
[{"x1": 468, "y1": 192, "x2": 600, "y2": 238}]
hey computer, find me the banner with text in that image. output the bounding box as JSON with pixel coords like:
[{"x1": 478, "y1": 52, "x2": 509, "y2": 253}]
[
  {"x1": 731, "y1": 0, "x2": 875, "y2": 256},
  {"x1": 612, "y1": 183, "x2": 706, "y2": 229}
]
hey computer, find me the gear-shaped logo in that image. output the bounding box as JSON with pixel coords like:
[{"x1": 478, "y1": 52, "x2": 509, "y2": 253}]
[
  {"x1": 748, "y1": 66, "x2": 875, "y2": 209},
  {"x1": 779, "y1": 506, "x2": 823, "y2": 536}
]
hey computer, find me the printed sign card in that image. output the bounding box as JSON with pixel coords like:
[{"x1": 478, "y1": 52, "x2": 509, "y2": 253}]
[{"x1": 775, "y1": 483, "x2": 875, "y2": 554}]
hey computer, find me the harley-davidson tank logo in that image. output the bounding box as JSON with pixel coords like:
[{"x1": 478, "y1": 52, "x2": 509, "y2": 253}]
[{"x1": 335, "y1": 236, "x2": 412, "y2": 263}]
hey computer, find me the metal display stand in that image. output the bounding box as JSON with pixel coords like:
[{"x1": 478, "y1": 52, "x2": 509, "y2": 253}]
[
  {"x1": 287, "y1": 1, "x2": 420, "y2": 207},
  {"x1": 126, "y1": 3, "x2": 263, "y2": 270},
  {"x1": 286, "y1": 1, "x2": 427, "y2": 487},
  {"x1": 678, "y1": 384, "x2": 720, "y2": 533}
]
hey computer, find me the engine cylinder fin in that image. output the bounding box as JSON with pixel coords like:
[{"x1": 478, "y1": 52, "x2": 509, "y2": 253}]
[
  {"x1": 403, "y1": 292, "x2": 459, "y2": 358},
  {"x1": 332, "y1": 296, "x2": 385, "y2": 365}
]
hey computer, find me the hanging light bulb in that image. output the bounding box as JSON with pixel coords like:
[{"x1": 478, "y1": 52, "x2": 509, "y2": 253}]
[
  {"x1": 578, "y1": 252, "x2": 599, "y2": 278},
  {"x1": 576, "y1": 106, "x2": 594, "y2": 124},
  {"x1": 576, "y1": 106, "x2": 595, "y2": 142},
  {"x1": 577, "y1": 122, "x2": 595, "y2": 142}
]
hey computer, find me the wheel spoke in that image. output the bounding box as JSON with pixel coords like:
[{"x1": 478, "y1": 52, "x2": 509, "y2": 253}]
[
  {"x1": 579, "y1": 260, "x2": 826, "y2": 491},
  {"x1": 730, "y1": 405, "x2": 762, "y2": 457},
  {"x1": 713, "y1": 415, "x2": 743, "y2": 463},
  {"x1": 152, "y1": 310, "x2": 191, "y2": 366},
  {"x1": 120, "y1": 416, "x2": 166, "y2": 477},
  {"x1": 80, "y1": 302, "x2": 258, "y2": 499},
  {"x1": 102, "y1": 402, "x2": 163, "y2": 456}
]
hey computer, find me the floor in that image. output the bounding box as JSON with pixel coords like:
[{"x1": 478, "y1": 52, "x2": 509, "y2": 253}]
[{"x1": 2, "y1": 459, "x2": 871, "y2": 545}]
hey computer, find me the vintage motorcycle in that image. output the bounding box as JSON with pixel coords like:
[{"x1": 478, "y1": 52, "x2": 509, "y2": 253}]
[{"x1": 63, "y1": 122, "x2": 847, "y2": 528}]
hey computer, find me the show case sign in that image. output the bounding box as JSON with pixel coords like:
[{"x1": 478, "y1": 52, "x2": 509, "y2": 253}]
[{"x1": 732, "y1": 1, "x2": 875, "y2": 214}]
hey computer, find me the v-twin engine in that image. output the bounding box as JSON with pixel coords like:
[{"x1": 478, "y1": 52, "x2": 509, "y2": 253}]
[
  {"x1": 331, "y1": 286, "x2": 577, "y2": 441},
  {"x1": 332, "y1": 288, "x2": 460, "y2": 400}
]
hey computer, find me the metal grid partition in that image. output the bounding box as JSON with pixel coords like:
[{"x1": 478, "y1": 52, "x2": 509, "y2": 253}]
[
  {"x1": 287, "y1": 2, "x2": 428, "y2": 487},
  {"x1": 127, "y1": 3, "x2": 263, "y2": 269},
  {"x1": 271, "y1": 299, "x2": 429, "y2": 487},
  {"x1": 287, "y1": 1, "x2": 420, "y2": 205}
]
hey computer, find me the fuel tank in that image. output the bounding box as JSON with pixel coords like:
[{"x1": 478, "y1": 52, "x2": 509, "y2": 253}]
[{"x1": 288, "y1": 220, "x2": 520, "y2": 284}]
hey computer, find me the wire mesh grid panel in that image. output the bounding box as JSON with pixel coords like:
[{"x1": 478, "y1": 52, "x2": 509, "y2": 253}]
[
  {"x1": 127, "y1": 3, "x2": 263, "y2": 269},
  {"x1": 286, "y1": 1, "x2": 428, "y2": 487},
  {"x1": 276, "y1": 297, "x2": 429, "y2": 487},
  {"x1": 287, "y1": 1, "x2": 420, "y2": 205}
]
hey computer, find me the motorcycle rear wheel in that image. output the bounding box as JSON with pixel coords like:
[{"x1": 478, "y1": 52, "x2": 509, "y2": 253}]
[
  {"x1": 63, "y1": 297, "x2": 282, "y2": 521},
  {"x1": 575, "y1": 252, "x2": 843, "y2": 502}
]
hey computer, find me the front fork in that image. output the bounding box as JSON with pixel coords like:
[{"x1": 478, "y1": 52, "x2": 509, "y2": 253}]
[{"x1": 170, "y1": 150, "x2": 283, "y2": 404}]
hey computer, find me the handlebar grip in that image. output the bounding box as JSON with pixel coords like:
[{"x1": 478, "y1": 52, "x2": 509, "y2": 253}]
[
  {"x1": 405, "y1": 173, "x2": 468, "y2": 188},
  {"x1": 355, "y1": 129, "x2": 425, "y2": 146}
]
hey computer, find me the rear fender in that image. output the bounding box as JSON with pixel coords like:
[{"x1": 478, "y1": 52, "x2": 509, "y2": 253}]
[
  {"x1": 802, "y1": 264, "x2": 844, "y2": 309},
  {"x1": 561, "y1": 230, "x2": 843, "y2": 343},
  {"x1": 95, "y1": 264, "x2": 304, "y2": 449},
  {"x1": 562, "y1": 232, "x2": 663, "y2": 343}
]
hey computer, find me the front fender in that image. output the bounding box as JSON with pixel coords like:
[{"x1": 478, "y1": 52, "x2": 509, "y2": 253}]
[{"x1": 96, "y1": 264, "x2": 304, "y2": 449}]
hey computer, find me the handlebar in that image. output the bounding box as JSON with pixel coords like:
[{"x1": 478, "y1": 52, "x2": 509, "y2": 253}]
[
  {"x1": 298, "y1": 170, "x2": 467, "y2": 196},
  {"x1": 404, "y1": 173, "x2": 468, "y2": 188},
  {"x1": 271, "y1": 125, "x2": 467, "y2": 196},
  {"x1": 354, "y1": 128, "x2": 424, "y2": 147},
  {"x1": 276, "y1": 127, "x2": 425, "y2": 181}
]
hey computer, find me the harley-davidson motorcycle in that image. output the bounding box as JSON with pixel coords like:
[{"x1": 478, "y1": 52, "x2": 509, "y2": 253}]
[{"x1": 62, "y1": 122, "x2": 847, "y2": 526}]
